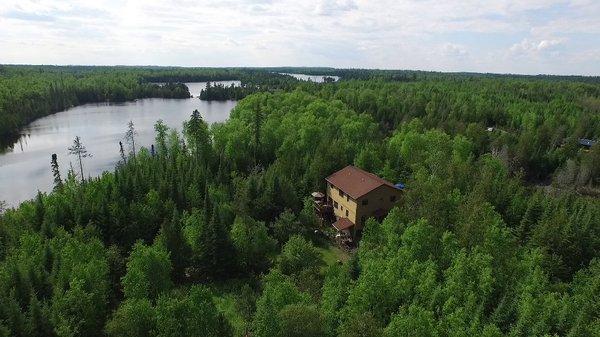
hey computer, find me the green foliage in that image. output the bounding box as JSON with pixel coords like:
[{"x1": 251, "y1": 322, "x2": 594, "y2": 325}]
[
  {"x1": 277, "y1": 235, "x2": 323, "y2": 276},
  {"x1": 321, "y1": 264, "x2": 352, "y2": 337},
  {"x1": 183, "y1": 110, "x2": 212, "y2": 163},
  {"x1": 184, "y1": 206, "x2": 235, "y2": 280},
  {"x1": 105, "y1": 299, "x2": 155, "y2": 337},
  {"x1": 154, "y1": 286, "x2": 232, "y2": 337},
  {"x1": 230, "y1": 216, "x2": 276, "y2": 273},
  {"x1": 199, "y1": 73, "x2": 299, "y2": 101},
  {"x1": 0, "y1": 66, "x2": 247, "y2": 148},
  {"x1": 252, "y1": 270, "x2": 311, "y2": 337},
  {"x1": 384, "y1": 305, "x2": 437, "y2": 337},
  {"x1": 156, "y1": 210, "x2": 191, "y2": 282},
  {"x1": 0, "y1": 68, "x2": 599, "y2": 336},
  {"x1": 337, "y1": 312, "x2": 383, "y2": 337},
  {"x1": 122, "y1": 241, "x2": 172, "y2": 301},
  {"x1": 278, "y1": 303, "x2": 326, "y2": 337}
]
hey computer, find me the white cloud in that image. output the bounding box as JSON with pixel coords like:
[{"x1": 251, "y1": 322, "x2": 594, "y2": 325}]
[
  {"x1": 314, "y1": 0, "x2": 357, "y2": 16},
  {"x1": 442, "y1": 43, "x2": 468, "y2": 58},
  {"x1": 0, "y1": 0, "x2": 598, "y2": 74},
  {"x1": 509, "y1": 38, "x2": 565, "y2": 56}
]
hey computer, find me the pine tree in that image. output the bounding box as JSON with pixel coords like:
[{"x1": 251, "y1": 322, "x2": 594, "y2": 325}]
[
  {"x1": 192, "y1": 204, "x2": 234, "y2": 280},
  {"x1": 50, "y1": 154, "x2": 62, "y2": 190},
  {"x1": 34, "y1": 192, "x2": 44, "y2": 231},
  {"x1": 27, "y1": 295, "x2": 53, "y2": 337},
  {"x1": 160, "y1": 210, "x2": 191, "y2": 282},
  {"x1": 125, "y1": 121, "x2": 137, "y2": 157},
  {"x1": 253, "y1": 100, "x2": 262, "y2": 166},
  {"x1": 184, "y1": 110, "x2": 211, "y2": 162},
  {"x1": 119, "y1": 141, "x2": 126, "y2": 164},
  {"x1": 68, "y1": 136, "x2": 91, "y2": 182},
  {"x1": 154, "y1": 120, "x2": 169, "y2": 156}
]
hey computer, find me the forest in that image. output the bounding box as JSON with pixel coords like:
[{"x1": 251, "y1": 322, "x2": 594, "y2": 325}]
[
  {"x1": 0, "y1": 66, "x2": 248, "y2": 149},
  {"x1": 0, "y1": 66, "x2": 599, "y2": 337},
  {"x1": 198, "y1": 72, "x2": 302, "y2": 101},
  {"x1": 0, "y1": 66, "x2": 312, "y2": 149}
]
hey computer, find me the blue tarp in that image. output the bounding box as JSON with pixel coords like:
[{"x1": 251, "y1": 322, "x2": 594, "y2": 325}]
[{"x1": 579, "y1": 138, "x2": 597, "y2": 147}]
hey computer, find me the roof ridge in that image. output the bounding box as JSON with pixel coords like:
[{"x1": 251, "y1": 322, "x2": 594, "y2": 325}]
[
  {"x1": 326, "y1": 165, "x2": 395, "y2": 199},
  {"x1": 347, "y1": 165, "x2": 394, "y2": 186}
]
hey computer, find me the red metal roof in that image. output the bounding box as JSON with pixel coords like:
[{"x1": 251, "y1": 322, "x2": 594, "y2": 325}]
[
  {"x1": 333, "y1": 217, "x2": 354, "y2": 230},
  {"x1": 326, "y1": 165, "x2": 396, "y2": 199}
]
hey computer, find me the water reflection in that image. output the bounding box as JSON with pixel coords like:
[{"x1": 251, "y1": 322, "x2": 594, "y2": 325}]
[
  {"x1": 0, "y1": 81, "x2": 239, "y2": 207},
  {"x1": 280, "y1": 73, "x2": 339, "y2": 82}
]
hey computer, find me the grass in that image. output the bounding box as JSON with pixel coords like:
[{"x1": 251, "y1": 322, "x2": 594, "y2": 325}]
[{"x1": 317, "y1": 244, "x2": 351, "y2": 267}]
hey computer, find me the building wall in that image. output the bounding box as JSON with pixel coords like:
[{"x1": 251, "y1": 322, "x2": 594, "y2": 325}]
[
  {"x1": 355, "y1": 185, "x2": 402, "y2": 229},
  {"x1": 326, "y1": 183, "x2": 358, "y2": 224},
  {"x1": 326, "y1": 183, "x2": 402, "y2": 230}
]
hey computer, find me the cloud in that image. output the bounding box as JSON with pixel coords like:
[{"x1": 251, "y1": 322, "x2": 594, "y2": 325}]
[
  {"x1": 509, "y1": 38, "x2": 565, "y2": 56},
  {"x1": 223, "y1": 37, "x2": 240, "y2": 47},
  {"x1": 3, "y1": 9, "x2": 56, "y2": 22},
  {"x1": 0, "y1": 0, "x2": 598, "y2": 75},
  {"x1": 442, "y1": 43, "x2": 468, "y2": 58},
  {"x1": 314, "y1": 0, "x2": 357, "y2": 16}
]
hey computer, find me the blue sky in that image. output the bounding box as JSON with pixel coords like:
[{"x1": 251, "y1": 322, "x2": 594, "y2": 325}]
[{"x1": 0, "y1": 0, "x2": 598, "y2": 75}]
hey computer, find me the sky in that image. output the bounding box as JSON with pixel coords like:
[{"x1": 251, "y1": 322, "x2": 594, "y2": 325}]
[{"x1": 0, "y1": 0, "x2": 599, "y2": 75}]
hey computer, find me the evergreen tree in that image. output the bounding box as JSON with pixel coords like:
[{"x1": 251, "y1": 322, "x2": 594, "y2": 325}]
[
  {"x1": 188, "y1": 204, "x2": 234, "y2": 280},
  {"x1": 27, "y1": 295, "x2": 54, "y2": 337},
  {"x1": 183, "y1": 110, "x2": 211, "y2": 162},
  {"x1": 50, "y1": 153, "x2": 62, "y2": 190},
  {"x1": 154, "y1": 120, "x2": 169, "y2": 156},
  {"x1": 253, "y1": 100, "x2": 262, "y2": 165},
  {"x1": 105, "y1": 298, "x2": 155, "y2": 337},
  {"x1": 34, "y1": 192, "x2": 45, "y2": 231},
  {"x1": 68, "y1": 136, "x2": 91, "y2": 182},
  {"x1": 119, "y1": 141, "x2": 126, "y2": 164},
  {"x1": 122, "y1": 241, "x2": 173, "y2": 301},
  {"x1": 125, "y1": 121, "x2": 137, "y2": 157},
  {"x1": 157, "y1": 210, "x2": 191, "y2": 282}
]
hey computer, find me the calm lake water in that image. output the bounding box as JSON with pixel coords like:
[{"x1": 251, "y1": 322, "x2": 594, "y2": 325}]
[
  {"x1": 281, "y1": 73, "x2": 340, "y2": 82},
  {"x1": 0, "y1": 81, "x2": 239, "y2": 207}
]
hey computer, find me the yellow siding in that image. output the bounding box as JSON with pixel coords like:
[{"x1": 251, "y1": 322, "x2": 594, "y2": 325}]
[
  {"x1": 327, "y1": 183, "x2": 402, "y2": 230},
  {"x1": 326, "y1": 184, "x2": 358, "y2": 224},
  {"x1": 355, "y1": 185, "x2": 402, "y2": 229}
]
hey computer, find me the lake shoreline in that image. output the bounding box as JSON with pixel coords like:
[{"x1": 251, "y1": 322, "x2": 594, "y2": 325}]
[
  {"x1": 0, "y1": 82, "x2": 216, "y2": 153},
  {"x1": 0, "y1": 81, "x2": 240, "y2": 207}
]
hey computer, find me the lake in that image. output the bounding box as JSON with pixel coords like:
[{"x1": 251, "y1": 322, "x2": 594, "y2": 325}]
[
  {"x1": 0, "y1": 81, "x2": 239, "y2": 207},
  {"x1": 281, "y1": 73, "x2": 340, "y2": 82}
]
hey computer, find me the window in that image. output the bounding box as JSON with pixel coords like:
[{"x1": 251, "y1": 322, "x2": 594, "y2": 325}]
[
  {"x1": 390, "y1": 195, "x2": 397, "y2": 202},
  {"x1": 362, "y1": 199, "x2": 369, "y2": 206},
  {"x1": 346, "y1": 195, "x2": 350, "y2": 202},
  {"x1": 339, "y1": 189, "x2": 344, "y2": 197},
  {"x1": 341, "y1": 205, "x2": 344, "y2": 211},
  {"x1": 333, "y1": 201, "x2": 338, "y2": 209},
  {"x1": 346, "y1": 210, "x2": 349, "y2": 217}
]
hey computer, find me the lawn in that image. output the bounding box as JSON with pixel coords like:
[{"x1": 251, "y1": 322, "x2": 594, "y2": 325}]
[{"x1": 317, "y1": 244, "x2": 351, "y2": 267}]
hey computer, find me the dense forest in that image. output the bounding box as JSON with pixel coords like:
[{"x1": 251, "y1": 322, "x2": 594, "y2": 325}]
[
  {"x1": 0, "y1": 66, "x2": 251, "y2": 149},
  {"x1": 198, "y1": 72, "x2": 301, "y2": 101},
  {"x1": 0, "y1": 66, "x2": 312, "y2": 149},
  {"x1": 0, "y1": 66, "x2": 599, "y2": 336}
]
